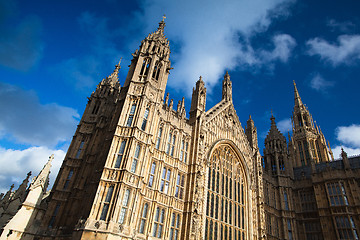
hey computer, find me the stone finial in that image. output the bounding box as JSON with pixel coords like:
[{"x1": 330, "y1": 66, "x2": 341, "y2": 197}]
[
  {"x1": 165, "y1": 93, "x2": 169, "y2": 105},
  {"x1": 169, "y1": 99, "x2": 174, "y2": 109}
]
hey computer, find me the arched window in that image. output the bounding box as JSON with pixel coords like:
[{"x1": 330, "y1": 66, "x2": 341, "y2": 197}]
[
  {"x1": 100, "y1": 185, "x2": 114, "y2": 220},
  {"x1": 139, "y1": 203, "x2": 149, "y2": 234},
  {"x1": 156, "y1": 126, "x2": 162, "y2": 149},
  {"x1": 126, "y1": 102, "x2": 137, "y2": 127},
  {"x1": 152, "y1": 61, "x2": 162, "y2": 80},
  {"x1": 141, "y1": 108, "x2": 150, "y2": 131},
  {"x1": 148, "y1": 162, "x2": 156, "y2": 187},
  {"x1": 205, "y1": 144, "x2": 247, "y2": 240},
  {"x1": 119, "y1": 189, "x2": 130, "y2": 224},
  {"x1": 140, "y1": 58, "x2": 151, "y2": 76}
]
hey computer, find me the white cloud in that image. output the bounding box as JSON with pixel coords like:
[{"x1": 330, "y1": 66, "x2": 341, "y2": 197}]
[
  {"x1": 327, "y1": 19, "x2": 356, "y2": 33},
  {"x1": 277, "y1": 118, "x2": 292, "y2": 133},
  {"x1": 331, "y1": 124, "x2": 360, "y2": 160},
  {"x1": 0, "y1": 146, "x2": 65, "y2": 195},
  {"x1": 135, "y1": 0, "x2": 296, "y2": 92},
  {"x1": 332, "y1": 146, "x2": 360, "y2": 160},
  {"x1": 306, "y1": 35, "x2": 360, "y2": 66},
  {"x1": 336, "y1": 124, "x2": 360, "y2": 148},
  {"x1": 0, "y1": 0, "x2": 43, "y2": 71},
  {"x1": 0, "y1": 82, "x2": 79, "y2": 147},
  {"x1": 310, "y1": 73, "x2": 334, "y2": 91}
]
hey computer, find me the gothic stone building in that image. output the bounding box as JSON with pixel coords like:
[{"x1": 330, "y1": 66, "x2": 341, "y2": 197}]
[{"x1": 1, "y1": 19, "x2": 360, "y2": 240}]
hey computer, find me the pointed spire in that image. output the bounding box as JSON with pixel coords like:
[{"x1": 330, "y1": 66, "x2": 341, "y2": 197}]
[
  {"x1": 293, "y1": 80, "x2": 303, "y2": 107},
  {"x1": 270, "y1": 110, "x2": 276, "y2": 126},
  {"x1": 12, "y1": 171, "x2": 32, "y2": 201},
  {"x1": 157, "y1": 15, "x2": 166, "y2": 35},
  {"x1": 30, "y1": 154, "x2": 53, "y2": 191},
  {"x1": 0, "y1": 184, "x2": 14, "y2": 205},
  {"x1": 222, "y1": 71, "x2": 232, "y2": 101}
]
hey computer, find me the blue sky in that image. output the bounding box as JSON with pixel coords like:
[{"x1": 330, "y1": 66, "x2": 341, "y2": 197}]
[{"x1": 1, "y1": 0, "x2": 360, "y2": 193}]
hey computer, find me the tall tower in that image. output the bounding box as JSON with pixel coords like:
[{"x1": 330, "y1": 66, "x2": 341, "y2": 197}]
[
  {"x1": 264, "y1": 114, "x2": 292, "y2": 176},
  {"x1": 290, "y1": 81, "x2": 333, "y2": 167},
  {"x1": 39, "y1": 61, "x2": 122, "y2": 234},
  {"x1": 263, "y1": 115, "x2": 296, "y2": 240}
]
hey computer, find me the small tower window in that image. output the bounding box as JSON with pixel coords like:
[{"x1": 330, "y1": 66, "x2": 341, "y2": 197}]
[
  {"x1": 48, "y1": 203, "x2": 61, "y2": 228},
  {"x1": 152, "y1": 207, "x2": 166, "y2": 238},
  {"x1": 160, "y1": 167, "x2": 171, "y2": 194},
  {"x1": 119, "y1": 189, "x2": 130, "y2": 224},
  {"x1": 141, "y1": 108, "x2": 150, "y2": 131},
  {"x1": 92, "y1": 101, "x2": 101, "y2": 114},
  {"x1": 156, "y1": 126, "x2": 162, "y2": 149},
  {"x1": 148, "y1": 162, "x2": 156, "y2": 187},
  {"x1": 75, "y1": 140, "x2": 85, "y2": 159},
  {"x1": 180, "y1": 139, "x2": 189, "y2": 162},
  {"x1": 130, "y1": 144, "x2": 141, "y2": 173},
  {"x1": 284, "y1": 190, "x2": 289, "y2": 210},
  {"x1": 114, "y1": 140, "x2": 127, "y2": 168},
  {"x1": 126, "y1": 103, "x2": 137, "y2": 127},
  {"x1": 169, "y1": 212, "x2": 181, "y2": 240},
  {"x1": 175, "y1": 173, "x2": 185, "y2": 199},
  {"x1": 166, "y1": 130, "x2": 176, "y2": 156},
  {"x1": 100, "y1": 185, "x2": 114, "y2": 220},
  {"x1": 139, "y1": 203, "x2": 149, "y2": 234},
  {"x1": 63, "y1": 169, "x2": 73, "y2": 190},
  {"x1": 152, "y1": 61, "x2": 162, "y2": 80}
]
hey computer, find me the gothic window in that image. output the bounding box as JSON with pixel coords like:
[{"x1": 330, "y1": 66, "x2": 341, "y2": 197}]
[
  {"x1": 140, "y1": 58, "x2": 151, "y2": 78},
  {"x1": 166, "y1": 130, "x2": 176, "y2": 156},
  {"x1": 316, "y1": 140, "x2": 323, "y2": 162},
  {"x1": 148, "y1": 162, "x2": 156, "y2": 187},
  {"x1": 284, "y1": 189, "x2": 289, "y2": 210},
  {"x1": 175, "y1": 173, "x2": 185, "y2": 199},
  {"x1": 298, "y1": 142, "x2": 305, "y2": 166},
  {"x1": 63, "y1": 169, "x2": 73, "y2": 190},
  {"x1": 152, "y1": 207, "x2": 165, "y2": 238},
  {"x1": 152, "y1": 61, "x2": 162, "y2": 81},
  {"x1": 156, "y1": 126, "x2": 163, "y2": 149},
  {"x1": 130, "y1": 144, "x2": 141, "y2": 173},
  {"x1": 279, "y1": 156, "x2": 285, "y2": 172},
  {"x1": 300, "y1": 189, "x2": 317, "y2": 212},
  {"x1": 335, "y1": 216, "x2": 359, "y2": 240},
  {"x1": 303, "y1": 140, "x2": 311, "y2": 163},
  {"x1": 48, "y1": 203, "x2": 60, "y2": 228},
  {"x1": 75, "y1": 140, "x2": 85, "y2": 159},
  {"x1": 298, "y1": 114, "x2": 303, "y2": 127},
  {"x1": 327, "y1": 182, "x2": 349, "y2": 206},
  {"x1": 271, "y1": 156, "x2": 277, "y2": 175},
  {"x1": 114, "y1": 140, "x2": 126, "y2": 168},
  {"x1": 100, "y1": 185, "x2": 114, "y2": 221},
  {"x1": 92, "y1": 100, "x2": 101, "y2": 114},
  {"x1": 180, "y1": 139, "x2": 189, "y2": 162},
  {"x1": 126, "y1": 102, "x2": 137, "y2": 127},
  {"x1": 287, "y1": 219, "x2": 293, "y2": 240},
  {"x1": 139, "y1": 203, "x2": 149, "y2": 234},
  {"x1": 160, "y1": 167, "x2": 171, "y2": 194},
  {"x1": 119, "y1": 189, "x2": 130, "y2": 224},
  {"x1": 169, "y1": 212, "x2": 181, "y2": 240},
  {"x1": 141, "y1": 108, "x2": 150, "y2": 131},
  {"x1": 205, "y1": 144, "x2": 247, "y2": 240},
  {"x1": 310, "y1": 141, "x2": 317, "y2": 162}
]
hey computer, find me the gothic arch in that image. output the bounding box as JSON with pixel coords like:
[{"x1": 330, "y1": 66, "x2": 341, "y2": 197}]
[{"x1": 204, "y1": 139, "x2": 252, "y2": 240}]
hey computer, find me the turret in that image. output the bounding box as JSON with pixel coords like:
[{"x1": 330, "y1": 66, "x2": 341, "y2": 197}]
[
  {"x1": 264, "y1": 114, "x2": 292, "y2": 176},
  {"x1": 245, "y1": 115, "x2": 258, "y2": 150},
  {"x1": 123, "y1": 16, "x2": 171, "y2": 102},
  {"x1": 291, "y1": 81, "x2": 331, "y2": 167},
  {"x1": 189, "y1": 76, "x2": 206, "y2": 123},
  {"x1": 222, "y1": 71, "x2": 232, "y2": 102}
]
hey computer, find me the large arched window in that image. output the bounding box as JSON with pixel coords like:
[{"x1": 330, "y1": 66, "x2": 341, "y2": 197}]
[{"x1": 205, "y1": 144, "x2": 247, "y2": 240}]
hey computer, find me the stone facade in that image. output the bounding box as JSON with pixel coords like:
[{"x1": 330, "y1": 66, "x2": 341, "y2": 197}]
[{"x1": 1, "y1": 19, "x2": 359, "y2": 240}]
